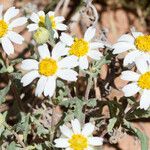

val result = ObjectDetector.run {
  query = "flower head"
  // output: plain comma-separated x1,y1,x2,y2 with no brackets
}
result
54,119,103,150
21,43,78,97
112,31,150,66
27,11,67,38
0,5,27,55
60,26,104,70
33,27,50,44
121,57,150,110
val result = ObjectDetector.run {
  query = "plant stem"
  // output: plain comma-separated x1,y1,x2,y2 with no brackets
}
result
85,75,93,101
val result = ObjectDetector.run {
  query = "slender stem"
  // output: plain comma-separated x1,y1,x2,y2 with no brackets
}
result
85,75,93,101
83,74,93,124
11,81,25,112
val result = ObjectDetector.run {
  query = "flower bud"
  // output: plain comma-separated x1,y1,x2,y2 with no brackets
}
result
7,65,14,73
33,27,50,44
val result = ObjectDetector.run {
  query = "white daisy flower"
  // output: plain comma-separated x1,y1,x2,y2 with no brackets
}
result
54,119,103,150
21,43,78,97
60,26,104,70
0,5,27,55
121,57,150,110
112,31,150,66
27,11,67,38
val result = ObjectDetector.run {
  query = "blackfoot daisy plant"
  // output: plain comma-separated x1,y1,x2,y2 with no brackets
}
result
112,31,150,66
27,11,67,38
60,26,104,70
21,43,78,97
1,1,150,149
54,119,103,150
0,5,27,55
121,57,150,110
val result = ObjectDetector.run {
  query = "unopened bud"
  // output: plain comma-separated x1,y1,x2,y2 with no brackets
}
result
33,27,50,44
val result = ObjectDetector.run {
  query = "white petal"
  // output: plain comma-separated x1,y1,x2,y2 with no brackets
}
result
117,34,134,44
123,50,142,66
87,146,94,150
89,42,104,49
9,17,27,28
60,33,74,46
7,31,24,44
84,26,96,42
54,138,69,148
66,148,72,150
38,11,45,17
140,90,150,110
53,30,59,38
112,42,136,54
79,56,89,70
58,56,78,69
48,11,55,16
57,69,78,81
44,76,56,97
27,24,38,32
38,44,50,59
21,71,39,86
0,5,3,19
55,16,65,22
56,23,67,31
21,59,39,70
60,125,73,138
52,42,68,59
121,71,140,81
30,12,39,23
132,32,143,38
82,123,95,136
35,76,47,97
122,83,140,97
88,50,102,60
1,37,14,55
71,119,81,134
4,7,19,22
88,137,103,146
135,57,149,74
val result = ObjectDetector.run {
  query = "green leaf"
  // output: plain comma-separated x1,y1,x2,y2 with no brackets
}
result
36,125,49,136
0,81,11,104
135,128,148,150
0,125,5,136
107,117,117,132
7,142,17,150
0,59,7,73
126,107,150,120
86,98,97,107
74,98,84,121
10,72,22,80
123,120,148,150
26,146,36,150
61,97,85,122
10,58,23,65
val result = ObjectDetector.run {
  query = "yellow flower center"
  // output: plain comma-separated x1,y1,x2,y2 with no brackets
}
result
68,134,88,150
138,72,150,89
135,35,150,52
0,20,8,38
69,38,89,57
39,58,58,76
39,16,56,29
49,16,56,29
